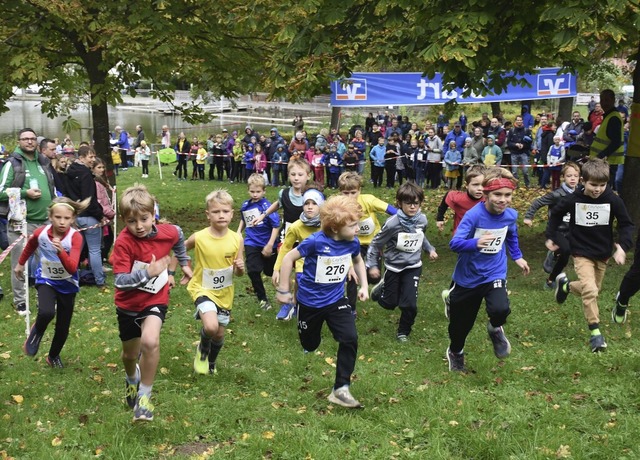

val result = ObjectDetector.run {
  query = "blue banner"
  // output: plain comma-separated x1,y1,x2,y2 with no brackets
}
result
330,68,576,107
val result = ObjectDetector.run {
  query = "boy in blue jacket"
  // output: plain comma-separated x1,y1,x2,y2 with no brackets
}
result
446,168,530,372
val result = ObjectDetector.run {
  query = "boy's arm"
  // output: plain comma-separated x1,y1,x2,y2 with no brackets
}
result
545,195,572,243
170,225,191,267
263,227,280,256
252,200,280,226
449,215,482,253
523,191,556,224
276,248,301,303
234,239,245,276
352,254,369,301
237,219,245,234
436,192,450,231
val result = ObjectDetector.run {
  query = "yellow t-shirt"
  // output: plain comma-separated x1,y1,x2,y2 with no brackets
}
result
187,228,241,310
356,194,390,245
196,148,207,164
274,220,319,273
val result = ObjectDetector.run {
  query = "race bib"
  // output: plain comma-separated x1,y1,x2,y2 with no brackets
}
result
575,203,610,227
417,152,424,162
396,231,423,253
330,158,338,166
202,266,233,290
474,226,508,254
132,260,168,294
40,259,71,280
315,254,350,284
242,207,262,227
358,217,375,236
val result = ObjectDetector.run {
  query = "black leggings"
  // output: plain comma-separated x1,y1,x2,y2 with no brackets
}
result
175,156,188,178
141,159,149,175
34,284,76,358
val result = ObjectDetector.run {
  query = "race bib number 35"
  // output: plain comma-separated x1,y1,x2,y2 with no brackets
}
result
575,203,610,227
202,266,233,290
315,254,350,284
474,226,508,254
132,260,168,294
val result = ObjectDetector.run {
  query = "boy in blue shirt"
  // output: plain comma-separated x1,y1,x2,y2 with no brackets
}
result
238,173,280,310
446,168,530,372
276,195,368,408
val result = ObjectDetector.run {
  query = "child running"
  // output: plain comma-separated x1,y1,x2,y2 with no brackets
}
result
546,158,634,352
185,190,244,375
272,188,325,320
111,185,192,422
436,165,486,318
523,162,580,289
446,168,530,372
238,173,280,311
367,182,438,342
253,158,312,320
338,171,396,315
17,197,89,368
276,195,368,408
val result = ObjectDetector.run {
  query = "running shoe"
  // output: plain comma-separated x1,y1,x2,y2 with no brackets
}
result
327,385,362,408
276,303,295,321
46,355,64,368
555,273,570,304
542,250,556,274
396,334,409,343
370,279,385,302
611,292,628,324
125,364,140,409
487,322,511,358
23,325,43,356
259,299,272,311
193,345,209,375
15,303,27,317
589,334,607,353
446,347,466,372
441,289,451,319
133,394,154,422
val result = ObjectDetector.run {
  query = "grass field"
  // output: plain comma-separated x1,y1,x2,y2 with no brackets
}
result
1,163,639,460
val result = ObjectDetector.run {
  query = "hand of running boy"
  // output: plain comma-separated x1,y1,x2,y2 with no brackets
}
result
147,254,171,277
261,245,273,257
51,237,63,253
429,250,438,260
272,270,280,286
368,267,380,280
523,218,533,227
14,263,25,281
476,232,495,249
233,257,245,275
251,214,265,227
545,239,559,252
436,221,444,232
514,258,530,275
357,287,369,302
613,244,626,265
179,265,194,286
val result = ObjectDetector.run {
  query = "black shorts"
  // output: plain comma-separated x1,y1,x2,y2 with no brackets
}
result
245,245,276,277
116,304,167,341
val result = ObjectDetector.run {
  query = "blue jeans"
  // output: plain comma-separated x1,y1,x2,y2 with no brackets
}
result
77,216,105,286
511,153,530,187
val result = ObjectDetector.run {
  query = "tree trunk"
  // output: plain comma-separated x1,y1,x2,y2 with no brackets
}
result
621,43,640,226
557,97,574,125
330,106,342,131
490,102,501,118
84,52,115,186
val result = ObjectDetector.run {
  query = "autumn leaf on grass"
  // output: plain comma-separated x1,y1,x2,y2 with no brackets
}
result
51,436,62,447
325,357,335,367
11,395,23,404
262,431,275,440
556,445,571,458
0,352,10,359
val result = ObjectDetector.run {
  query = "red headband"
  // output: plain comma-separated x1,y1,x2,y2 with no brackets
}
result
483,178,516,192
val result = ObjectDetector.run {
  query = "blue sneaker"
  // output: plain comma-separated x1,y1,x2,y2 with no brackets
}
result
276,303,295,321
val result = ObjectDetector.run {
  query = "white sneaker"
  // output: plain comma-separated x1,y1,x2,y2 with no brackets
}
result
327,385,362,408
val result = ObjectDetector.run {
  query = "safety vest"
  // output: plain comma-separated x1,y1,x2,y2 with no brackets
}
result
590,110,624,164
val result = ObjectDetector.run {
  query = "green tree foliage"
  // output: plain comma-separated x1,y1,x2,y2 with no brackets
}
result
0,0,268,177
580,61,625,93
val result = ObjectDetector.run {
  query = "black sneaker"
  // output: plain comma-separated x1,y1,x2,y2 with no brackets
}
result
611,292,628,324
542,250,556,274
487,322,511,358
15,303,27,317
446,347,466,372
589,334,607,353
23,325,43,356
370,279,385,302
555,273,570,304
46,355,64,368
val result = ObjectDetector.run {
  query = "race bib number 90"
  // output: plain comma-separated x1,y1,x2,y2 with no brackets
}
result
474,226,508,254
315,254,350,284
396,231,423,253
132,260,168,294
202,266,233,290
575,203,610,227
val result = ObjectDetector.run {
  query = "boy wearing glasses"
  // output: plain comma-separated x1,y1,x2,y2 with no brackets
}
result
366,182,438,342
